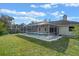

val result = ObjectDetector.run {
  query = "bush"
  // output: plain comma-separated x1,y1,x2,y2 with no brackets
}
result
0,31,3,35
0,21,8,36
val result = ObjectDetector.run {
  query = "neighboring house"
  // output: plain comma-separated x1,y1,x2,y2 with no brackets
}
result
10,23,27,33
0,15,27,33
26,15,79,36
19,23,27,33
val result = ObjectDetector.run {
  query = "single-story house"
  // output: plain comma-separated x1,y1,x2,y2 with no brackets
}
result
26,15,79,36
10,23,27,33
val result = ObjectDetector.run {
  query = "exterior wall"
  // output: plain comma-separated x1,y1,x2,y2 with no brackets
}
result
27,24,75,36
27,26,38,32
49,25,58,34
59,26,73,35
37,25,48,33
31,26,38,32
27,25,58,35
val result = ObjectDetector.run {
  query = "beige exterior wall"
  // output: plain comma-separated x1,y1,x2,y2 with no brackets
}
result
27,24,74,36
59,26,73,35
37,25,48,33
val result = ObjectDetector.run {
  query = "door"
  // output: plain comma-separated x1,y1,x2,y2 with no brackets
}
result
50,27,58,35
50,28,54,33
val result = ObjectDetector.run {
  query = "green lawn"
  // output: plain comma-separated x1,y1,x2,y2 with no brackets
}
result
0,34,79,56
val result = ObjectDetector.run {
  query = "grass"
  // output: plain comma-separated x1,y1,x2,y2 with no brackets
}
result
0,34,79,56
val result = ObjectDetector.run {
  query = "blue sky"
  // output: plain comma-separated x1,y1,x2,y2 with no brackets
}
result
0,3,79,24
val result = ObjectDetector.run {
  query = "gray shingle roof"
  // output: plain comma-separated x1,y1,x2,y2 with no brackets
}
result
49,20,79,25
27,20,79,26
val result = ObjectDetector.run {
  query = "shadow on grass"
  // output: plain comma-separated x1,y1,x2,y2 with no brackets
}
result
73,36,79,41
16,35,70,53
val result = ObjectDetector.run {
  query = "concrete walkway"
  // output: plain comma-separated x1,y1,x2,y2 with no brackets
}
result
19,33,62,42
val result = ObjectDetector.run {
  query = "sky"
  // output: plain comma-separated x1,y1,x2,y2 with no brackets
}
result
0,3,79,24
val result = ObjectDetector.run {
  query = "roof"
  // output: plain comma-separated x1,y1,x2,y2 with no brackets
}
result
27,21,49,26
27,20,79,26
27,15,79,26
49,20,79,26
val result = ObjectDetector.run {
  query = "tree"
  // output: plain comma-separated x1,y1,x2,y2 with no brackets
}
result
0,21,7,35
0,15,14,27
0,15,14,33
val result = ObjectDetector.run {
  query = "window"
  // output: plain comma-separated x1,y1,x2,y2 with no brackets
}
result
39,28,40,31
50,28,54,32
69,26,74,31
45,28,46,31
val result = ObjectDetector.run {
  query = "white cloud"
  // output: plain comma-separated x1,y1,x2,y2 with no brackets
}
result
30,3,58,9
0,9,27,15
68,17,79,20
40,4,51,9
30,3,79,9
30,4,52,9
61,11,65,14
0,8,46,24
15,11,28,15
64,3,79,7
25,17,42,22
30,5,37,8
27,11,46,16
51,11,65,16
51,11,59,16
14,16,42,22
0,9,46,17
0,9,16,14
51,11,65,19
40,3,58,9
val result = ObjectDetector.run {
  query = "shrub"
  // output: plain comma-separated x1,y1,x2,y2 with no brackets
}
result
0,21,8,35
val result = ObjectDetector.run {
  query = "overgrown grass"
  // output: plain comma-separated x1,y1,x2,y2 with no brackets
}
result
0,34,79,56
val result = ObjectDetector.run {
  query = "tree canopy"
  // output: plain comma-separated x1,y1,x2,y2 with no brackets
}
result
0,14,14,35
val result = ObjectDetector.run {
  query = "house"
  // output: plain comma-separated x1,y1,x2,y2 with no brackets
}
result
10,23,27,33
26,15,79,36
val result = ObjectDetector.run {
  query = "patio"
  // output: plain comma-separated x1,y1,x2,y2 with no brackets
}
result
19,33,62,42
